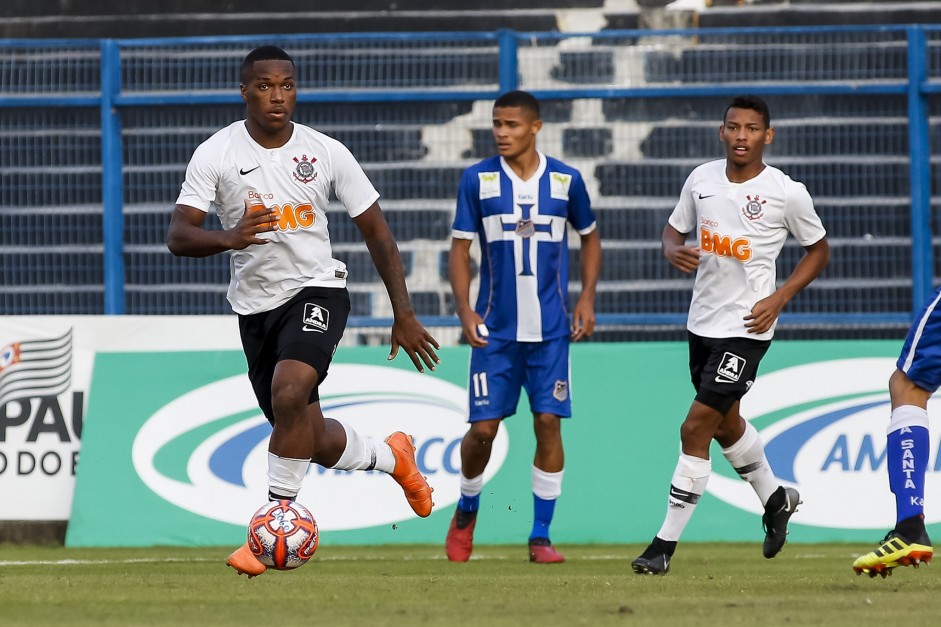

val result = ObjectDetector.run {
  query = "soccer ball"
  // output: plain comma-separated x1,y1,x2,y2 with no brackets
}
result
247,500,319,570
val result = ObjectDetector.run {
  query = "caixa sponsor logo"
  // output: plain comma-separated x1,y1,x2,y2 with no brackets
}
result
131,364,505,530
707,357,941,530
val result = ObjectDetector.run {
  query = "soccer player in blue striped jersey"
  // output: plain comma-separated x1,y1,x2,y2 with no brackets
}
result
445,90,601,564
853,289,939,577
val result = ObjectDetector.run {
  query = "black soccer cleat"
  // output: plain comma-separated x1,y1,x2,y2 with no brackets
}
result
632,537,676,575
762,486,801,559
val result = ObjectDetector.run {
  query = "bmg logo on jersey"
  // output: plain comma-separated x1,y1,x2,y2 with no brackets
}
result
247,198,317,233
302,303,329,332
700,227,752,261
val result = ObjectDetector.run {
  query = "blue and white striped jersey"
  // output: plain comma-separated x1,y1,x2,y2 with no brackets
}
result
452,152,597,342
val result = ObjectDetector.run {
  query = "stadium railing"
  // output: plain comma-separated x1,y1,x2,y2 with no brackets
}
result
1,25,940,342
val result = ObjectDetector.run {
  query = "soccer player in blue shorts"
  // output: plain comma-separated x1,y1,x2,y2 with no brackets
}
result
852,289,939,577
445,90,601,563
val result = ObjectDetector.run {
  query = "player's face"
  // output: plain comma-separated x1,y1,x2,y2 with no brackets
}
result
719,107,773,169
241,60,296,143
492,106,542,161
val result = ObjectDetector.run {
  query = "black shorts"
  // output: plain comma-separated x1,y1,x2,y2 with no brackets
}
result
688,332,771,415
238,286,351,424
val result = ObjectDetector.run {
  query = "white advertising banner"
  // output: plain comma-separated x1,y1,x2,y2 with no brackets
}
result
0,316,241,520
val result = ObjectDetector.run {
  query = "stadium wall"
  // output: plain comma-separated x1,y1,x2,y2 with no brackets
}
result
2,317,940,546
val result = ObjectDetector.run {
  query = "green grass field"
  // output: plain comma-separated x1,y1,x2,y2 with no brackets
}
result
2,543,940,627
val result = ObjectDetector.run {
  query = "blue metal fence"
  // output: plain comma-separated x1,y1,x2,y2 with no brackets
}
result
1,26,940,338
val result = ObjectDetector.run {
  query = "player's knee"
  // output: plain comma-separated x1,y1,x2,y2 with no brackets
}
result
679,404,725,448
889,368,932,408
270,381,310,423
713,421,743,448
467,421,500,446
679,419,706,445
888,368,916,398
533,412,561,437
889,368,908,391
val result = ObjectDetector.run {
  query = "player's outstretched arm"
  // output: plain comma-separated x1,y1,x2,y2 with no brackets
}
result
167,200,277,257
571,229,601,342
745,236,830,334
353,202,440,372
662,224,700,273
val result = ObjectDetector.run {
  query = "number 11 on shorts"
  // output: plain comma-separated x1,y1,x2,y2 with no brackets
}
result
472,371,489,398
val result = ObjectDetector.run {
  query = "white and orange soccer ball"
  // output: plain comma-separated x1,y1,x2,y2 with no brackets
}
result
247,500,319,570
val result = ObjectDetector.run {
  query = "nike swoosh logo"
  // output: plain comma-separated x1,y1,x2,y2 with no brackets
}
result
714,376,737,384
698,193,715,199
239,166,260,175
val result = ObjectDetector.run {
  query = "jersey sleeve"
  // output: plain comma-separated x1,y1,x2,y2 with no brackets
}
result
667,171,697,234
567,171,597,235
175,139,220,213
783,180,827,246
330,140,381,218
451,169,480,240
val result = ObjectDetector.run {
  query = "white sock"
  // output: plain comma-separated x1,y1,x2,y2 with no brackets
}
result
532,465,564,500
332,420,395,473
268,452,310,499
721,421,778,506
656,453,711,542
460,472,484,497
888,405,930,433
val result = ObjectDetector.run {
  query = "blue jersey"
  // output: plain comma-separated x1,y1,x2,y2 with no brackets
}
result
452,153,597,342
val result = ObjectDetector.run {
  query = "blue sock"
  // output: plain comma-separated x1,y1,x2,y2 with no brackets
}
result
530,495,556,541
458,493,480,513
887,425,929,524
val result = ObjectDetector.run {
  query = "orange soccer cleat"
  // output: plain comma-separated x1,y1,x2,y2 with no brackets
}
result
226,542,267,578
385,432,434,517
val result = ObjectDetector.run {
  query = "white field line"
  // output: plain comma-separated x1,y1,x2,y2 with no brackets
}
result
0,550,841,567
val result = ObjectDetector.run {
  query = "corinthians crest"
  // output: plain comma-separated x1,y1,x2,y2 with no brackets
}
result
293,154,318,184
742,194,767,221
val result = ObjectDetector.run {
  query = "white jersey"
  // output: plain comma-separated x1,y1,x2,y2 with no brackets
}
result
668,159,826,340
176,121,379,315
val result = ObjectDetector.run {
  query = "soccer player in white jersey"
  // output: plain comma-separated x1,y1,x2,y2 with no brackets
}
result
852,290,940,577
166,46,440,577
445,90,601,563
632,95,830,575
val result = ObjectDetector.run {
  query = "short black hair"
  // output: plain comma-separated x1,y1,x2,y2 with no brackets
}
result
494,90,541,119
241,46,294,84
724,94,771,128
